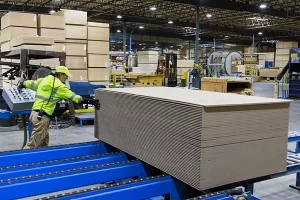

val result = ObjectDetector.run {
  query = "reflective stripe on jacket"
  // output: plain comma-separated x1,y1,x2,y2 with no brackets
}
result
24,75,82,116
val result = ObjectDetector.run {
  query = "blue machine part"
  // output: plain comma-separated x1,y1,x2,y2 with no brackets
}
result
288,130,300,153
0,141,262,200
288,48,300,99
68,81,106,96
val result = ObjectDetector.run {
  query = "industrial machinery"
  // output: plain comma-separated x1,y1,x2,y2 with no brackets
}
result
164,53,178,87
207,51,243,77
0,141,261,200
276,48,300,99
2,87,35,112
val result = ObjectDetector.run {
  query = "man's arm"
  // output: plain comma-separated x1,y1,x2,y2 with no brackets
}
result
57,85,100,109
23,78,44,91
56,84,83,103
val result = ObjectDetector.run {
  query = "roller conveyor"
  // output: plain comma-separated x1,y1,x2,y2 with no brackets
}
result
0,141,285,200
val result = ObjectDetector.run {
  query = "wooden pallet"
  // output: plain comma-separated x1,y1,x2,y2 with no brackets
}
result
201,77,253,96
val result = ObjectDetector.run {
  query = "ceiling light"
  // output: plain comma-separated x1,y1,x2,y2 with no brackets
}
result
258,32,263,35
225,36,229,38
206,14,212,18
139,25,144,29
117,15,122,19
117,29,121,33
150,6,156,11
168,20,173,24
49,9,56,14
139,43,142,46
170,46,173,48
259,3,267,9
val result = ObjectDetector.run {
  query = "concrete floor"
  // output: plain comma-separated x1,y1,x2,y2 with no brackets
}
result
0,82,300,199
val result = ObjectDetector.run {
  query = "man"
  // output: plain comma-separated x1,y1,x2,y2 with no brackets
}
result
19,66,100,149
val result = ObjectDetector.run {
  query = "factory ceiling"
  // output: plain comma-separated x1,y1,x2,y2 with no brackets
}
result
0,0,299,45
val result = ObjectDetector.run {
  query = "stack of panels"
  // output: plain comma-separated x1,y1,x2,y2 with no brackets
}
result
137,51,158,73
87,22,110,85
95,87,290,190
55,9,88,81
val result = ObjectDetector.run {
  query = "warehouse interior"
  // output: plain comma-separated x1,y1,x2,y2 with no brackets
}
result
0,0,300,200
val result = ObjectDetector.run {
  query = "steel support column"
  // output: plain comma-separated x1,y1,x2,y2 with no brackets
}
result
188,41,191,60
195,5,200,64
123,22,127,69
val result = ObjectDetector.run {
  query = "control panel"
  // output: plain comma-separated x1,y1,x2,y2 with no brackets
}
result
2,87,36,112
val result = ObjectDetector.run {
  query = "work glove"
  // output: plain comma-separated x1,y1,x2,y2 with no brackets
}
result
17,82,25,92
82,97,100,110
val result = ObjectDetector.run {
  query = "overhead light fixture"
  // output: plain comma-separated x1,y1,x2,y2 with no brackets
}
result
259,3,267,9
150,6,156,11
168,20,173,24
139,25,144,29
49,9,56,14
117,15,122,19
258,32,263,35
170,46,173,48
206,14,212,18
117,29,121,33
225,36,229,38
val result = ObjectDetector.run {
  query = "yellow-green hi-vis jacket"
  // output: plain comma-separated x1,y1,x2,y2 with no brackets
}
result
24,75,83,116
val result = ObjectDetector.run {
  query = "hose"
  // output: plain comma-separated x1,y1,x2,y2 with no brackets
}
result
276,62,289,81
21,115,28,149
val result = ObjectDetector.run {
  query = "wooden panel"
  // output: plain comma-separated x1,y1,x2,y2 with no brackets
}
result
65,25,87,40
87,41,109,54
1,12,37,30
39,28,65,42
38,14,65,29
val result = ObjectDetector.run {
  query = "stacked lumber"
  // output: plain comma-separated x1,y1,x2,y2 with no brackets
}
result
95,87,290,190
258,53,274,67
11,36,54,51
133,51,158,73
55,10,88,81
201,77,253,96
87,22,110,87
276,42,298,68
177,60,193,79
259,68,280,81
37,14,65,49
244,47,258,68
0,12,38,88
0,12,37,47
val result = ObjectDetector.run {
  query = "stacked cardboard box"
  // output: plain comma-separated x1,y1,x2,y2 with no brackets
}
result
275,42,298,68
87,22,110,86
133,51,158,73
55,10,88,81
